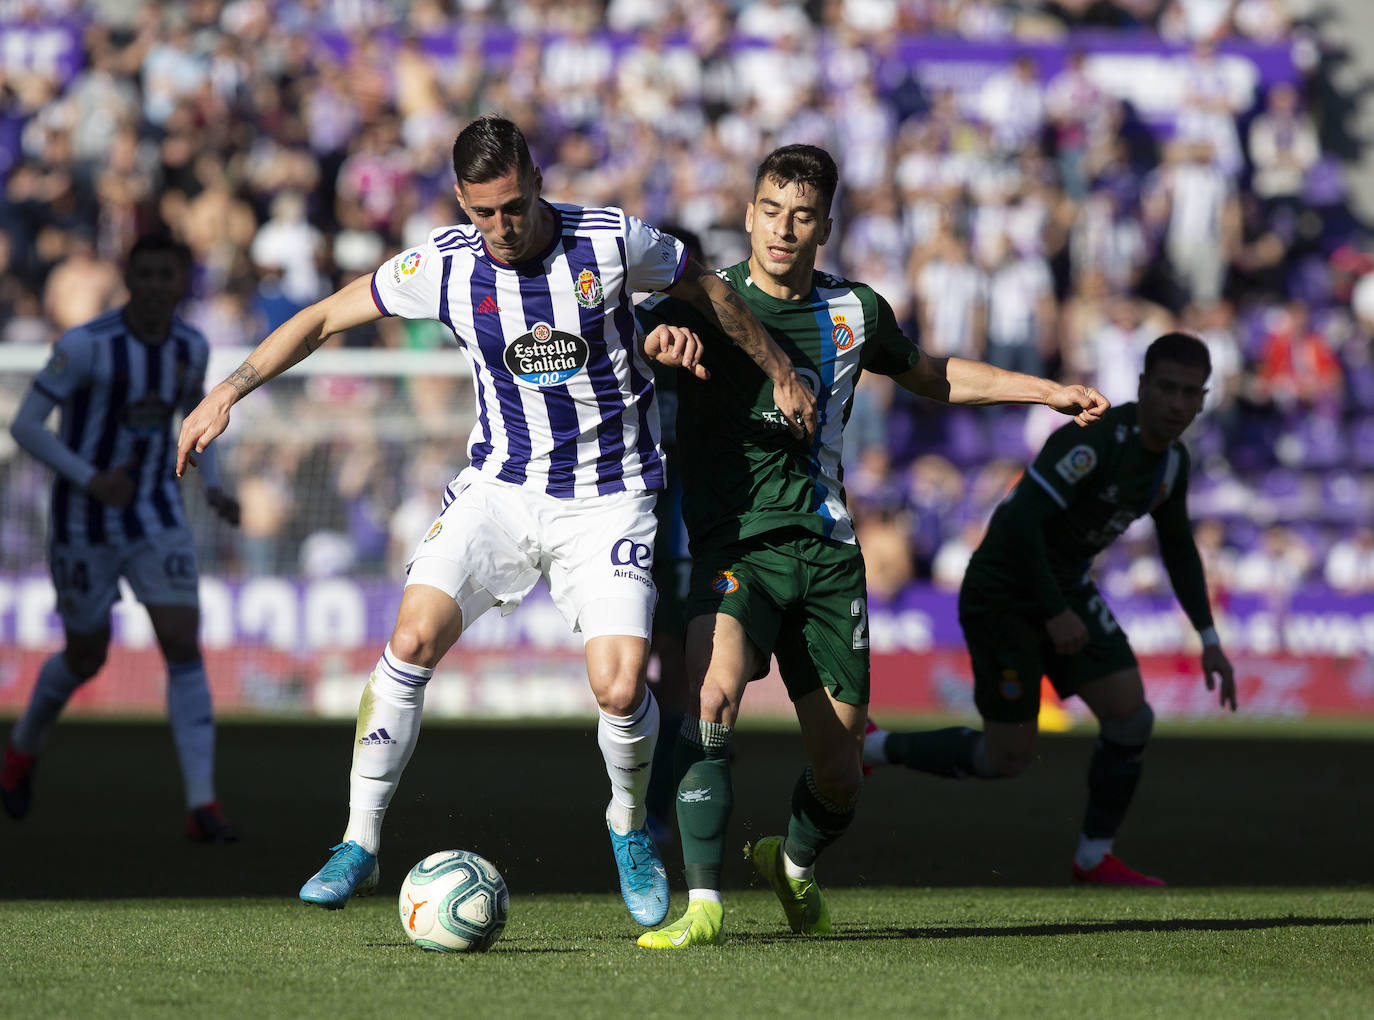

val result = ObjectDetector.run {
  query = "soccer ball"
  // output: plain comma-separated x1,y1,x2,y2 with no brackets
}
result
398,850,509,953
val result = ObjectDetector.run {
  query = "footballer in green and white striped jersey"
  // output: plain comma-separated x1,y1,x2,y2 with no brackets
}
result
636,260,920,552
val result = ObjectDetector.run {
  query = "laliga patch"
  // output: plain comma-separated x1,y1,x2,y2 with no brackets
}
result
391,249,424,285
711,570,740,595
1054,444,1097,484
574,268,603,308
504,321,589,386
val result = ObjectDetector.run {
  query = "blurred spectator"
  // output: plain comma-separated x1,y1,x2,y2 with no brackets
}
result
1324,528,1374,594
1231,524,1314,595
1252,299,1345,416
1145,138,1240,309
931,520,985,592
41,230,124,333
912,227,986,358
1248,82,1320,244
981,233,1055,378
977,54,1045,155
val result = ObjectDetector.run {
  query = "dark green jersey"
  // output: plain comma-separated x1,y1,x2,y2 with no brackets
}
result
965,402,1210,629
635,261,921,550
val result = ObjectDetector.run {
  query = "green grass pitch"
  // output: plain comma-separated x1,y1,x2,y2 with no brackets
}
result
1,720,1370,1017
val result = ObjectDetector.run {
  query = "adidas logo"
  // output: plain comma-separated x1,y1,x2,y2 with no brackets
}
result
359,728,395,746
475,295,501,314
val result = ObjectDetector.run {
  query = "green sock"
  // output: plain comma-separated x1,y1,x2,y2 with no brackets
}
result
886,727,986,778
1082,737,1145,839
674,717,732,891
784,766,856,870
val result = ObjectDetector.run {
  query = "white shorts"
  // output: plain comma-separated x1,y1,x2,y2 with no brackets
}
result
49,527,200,633
405,468,659,641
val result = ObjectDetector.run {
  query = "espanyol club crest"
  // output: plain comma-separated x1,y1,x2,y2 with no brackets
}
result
574,268,603,308
831,316,855,351
711,570,740,595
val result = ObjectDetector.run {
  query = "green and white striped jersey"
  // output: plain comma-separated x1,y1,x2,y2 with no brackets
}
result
635,260,921,551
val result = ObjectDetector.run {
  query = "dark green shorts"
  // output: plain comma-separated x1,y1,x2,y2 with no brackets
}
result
686,529,870,706
959,582,1137,723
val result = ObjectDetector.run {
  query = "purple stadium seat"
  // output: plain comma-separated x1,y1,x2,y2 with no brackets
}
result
1291,415,1347,469
943,410,989,468
1350,415,1374,468
1321,472,1372,525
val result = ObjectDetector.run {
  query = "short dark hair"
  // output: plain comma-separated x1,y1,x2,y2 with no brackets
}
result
452,115,535,186
753,144,839,215
1143,332,1211,378
127,232,191,267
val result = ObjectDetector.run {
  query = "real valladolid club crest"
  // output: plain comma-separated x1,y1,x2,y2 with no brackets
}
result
574,268,603,308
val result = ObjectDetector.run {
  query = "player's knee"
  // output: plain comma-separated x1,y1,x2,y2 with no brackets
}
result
695,683,737,726
64,644,106,680
387,624,441,669
1099,703,1155,748
813,757,862,807
158,633,201,665
591,672,643,717
988,751,1032,779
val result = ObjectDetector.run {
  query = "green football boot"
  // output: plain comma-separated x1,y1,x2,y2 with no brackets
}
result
747,836,832,935
636,898,724,949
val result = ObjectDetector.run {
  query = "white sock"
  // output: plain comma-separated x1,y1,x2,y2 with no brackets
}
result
12,653,85,754
343,645,431,854
599,688,659,835
1075,835,1113,871
687,888,722,904
167,659,216,809
862,726,890,767
782,840,814,882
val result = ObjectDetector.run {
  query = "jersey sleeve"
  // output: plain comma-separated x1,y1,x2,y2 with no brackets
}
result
370,239,447,321
1023,418,1106,510
622,213,688,294
32,329,93,403
859,290,922,377
1151,450,1214,632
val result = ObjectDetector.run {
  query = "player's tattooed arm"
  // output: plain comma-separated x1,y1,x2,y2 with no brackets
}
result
674,262,816,439
224,361,264,397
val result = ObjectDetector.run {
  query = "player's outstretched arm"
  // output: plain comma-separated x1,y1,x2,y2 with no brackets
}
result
670,261,816,440
896,356,1109,425
176,275,382,476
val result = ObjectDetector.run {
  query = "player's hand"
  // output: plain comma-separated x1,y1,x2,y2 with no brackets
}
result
772,368,817,441
1047,384,1109,426
1202,644,1236,712
177,387,235,477
1045,608,1089,655
643,324,710,380
205,487,241,527
87,461,137,509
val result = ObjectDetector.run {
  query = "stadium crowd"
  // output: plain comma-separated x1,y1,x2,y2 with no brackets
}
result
2,0,1372,602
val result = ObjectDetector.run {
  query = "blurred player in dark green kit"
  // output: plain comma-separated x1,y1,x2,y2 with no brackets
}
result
635,145,1108,947
866,332,1237,885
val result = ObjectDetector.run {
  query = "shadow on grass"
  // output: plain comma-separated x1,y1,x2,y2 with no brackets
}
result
771,915,1374,941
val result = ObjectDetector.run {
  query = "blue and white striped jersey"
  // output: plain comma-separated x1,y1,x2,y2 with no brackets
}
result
32,309,210,544
370,202,688,498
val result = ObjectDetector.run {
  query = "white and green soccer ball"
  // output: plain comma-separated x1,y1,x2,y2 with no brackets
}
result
398,850,509,953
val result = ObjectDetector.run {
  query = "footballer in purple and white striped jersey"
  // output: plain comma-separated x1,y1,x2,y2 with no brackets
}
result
370,204,687,499
178,116,817,926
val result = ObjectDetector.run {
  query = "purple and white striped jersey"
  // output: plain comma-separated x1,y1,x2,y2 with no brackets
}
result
31,309,210,545
370,202,689,498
